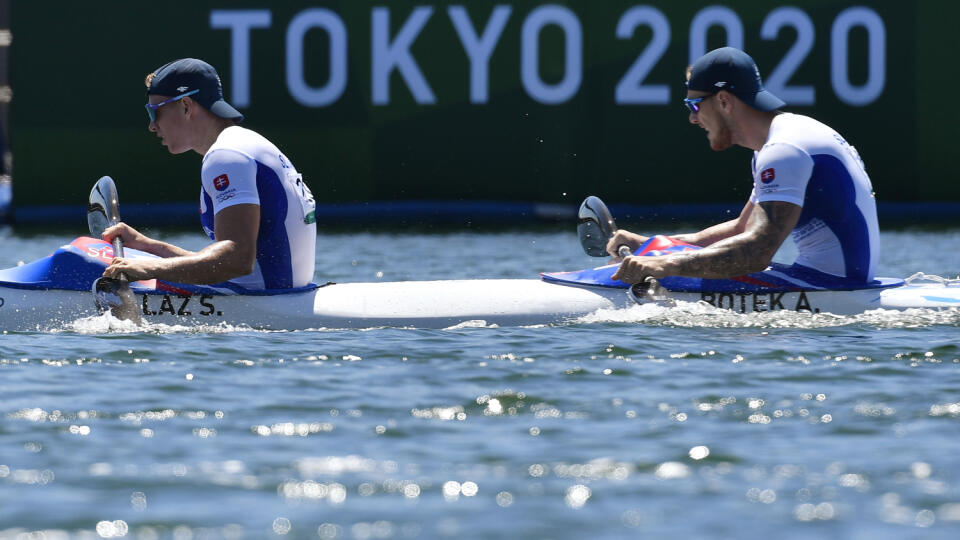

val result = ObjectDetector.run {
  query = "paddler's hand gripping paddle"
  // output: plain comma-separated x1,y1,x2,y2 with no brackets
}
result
87,176,142,324
576,195,666,303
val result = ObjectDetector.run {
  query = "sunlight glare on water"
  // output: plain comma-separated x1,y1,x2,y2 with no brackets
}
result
1,226,959,538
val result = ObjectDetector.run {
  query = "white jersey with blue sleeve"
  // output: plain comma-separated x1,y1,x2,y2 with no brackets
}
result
749,113,879,282
199,126,316,289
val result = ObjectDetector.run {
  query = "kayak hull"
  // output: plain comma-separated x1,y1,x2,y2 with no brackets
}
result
657,287,886,315
0,279,630,331
2,277,959,331
1,237,957,331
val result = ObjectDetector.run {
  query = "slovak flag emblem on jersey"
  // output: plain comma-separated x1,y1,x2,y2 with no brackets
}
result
760,168,776,183
214,174,230,191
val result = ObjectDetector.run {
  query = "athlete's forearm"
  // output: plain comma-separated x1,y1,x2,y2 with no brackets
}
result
671,216,747,247
135,237,195,259
664,232,778,278
148,241,254,284
664,201,796,278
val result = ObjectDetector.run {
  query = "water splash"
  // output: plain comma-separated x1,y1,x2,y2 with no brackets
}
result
444,319,499,330
576,301,960,329
39,302,960,334
64,313,260,334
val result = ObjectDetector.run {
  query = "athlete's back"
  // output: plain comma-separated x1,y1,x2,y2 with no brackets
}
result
751,113,879,281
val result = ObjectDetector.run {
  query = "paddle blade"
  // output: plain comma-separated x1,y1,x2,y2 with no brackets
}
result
87,208,110,239
628,278,674,307
93,277,142,324
577,196,618,257
87,176,121,237
88,176,140,324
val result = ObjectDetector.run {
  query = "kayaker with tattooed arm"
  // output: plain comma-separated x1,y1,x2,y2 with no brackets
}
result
101,58,317,289
609,47,879,288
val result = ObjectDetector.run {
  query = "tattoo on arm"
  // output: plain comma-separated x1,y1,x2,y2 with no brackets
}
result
666,201,801,279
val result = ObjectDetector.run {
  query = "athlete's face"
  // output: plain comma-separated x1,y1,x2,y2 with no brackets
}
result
147,95,194,155
687,90,733,152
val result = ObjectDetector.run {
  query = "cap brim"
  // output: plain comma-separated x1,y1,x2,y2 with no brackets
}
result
752,90,786,112
209,100,244,122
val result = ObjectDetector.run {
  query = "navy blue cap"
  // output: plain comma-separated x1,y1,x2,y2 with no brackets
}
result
687,47,785,112
146,58,244,122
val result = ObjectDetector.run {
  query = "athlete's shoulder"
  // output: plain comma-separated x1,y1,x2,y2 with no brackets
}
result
756,140,812,169
770,112,835,130
207,126,278,155
767,113,848,149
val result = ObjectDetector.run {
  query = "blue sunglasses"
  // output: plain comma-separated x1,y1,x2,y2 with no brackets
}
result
145,89,200,122
683,93,716,113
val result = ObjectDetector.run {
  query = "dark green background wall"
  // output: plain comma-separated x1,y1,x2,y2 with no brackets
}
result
9,1,958,212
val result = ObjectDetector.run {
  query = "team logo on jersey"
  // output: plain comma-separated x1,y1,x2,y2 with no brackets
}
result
214,174,230,191
216,191,238,204
760,168,776,183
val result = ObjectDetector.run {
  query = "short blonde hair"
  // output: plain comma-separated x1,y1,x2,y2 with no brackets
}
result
144,72,156,89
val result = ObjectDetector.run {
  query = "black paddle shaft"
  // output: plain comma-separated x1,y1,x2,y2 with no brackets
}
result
87,176,141,323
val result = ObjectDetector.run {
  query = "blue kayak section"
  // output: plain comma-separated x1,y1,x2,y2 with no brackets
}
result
0,235,905,296
0,237,317,296
0,242,106,291
542,235,904,293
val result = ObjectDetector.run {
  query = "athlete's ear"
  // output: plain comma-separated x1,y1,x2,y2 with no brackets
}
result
716,90,734,114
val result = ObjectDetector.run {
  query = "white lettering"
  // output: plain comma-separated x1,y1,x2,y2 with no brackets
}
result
614,6,671,104
521,5,582,105
285,9,348,107
448,5,512,104
372,7,436,105
689,6,744,65
831,6,886,106
210,10,272,107
207,6,888,111
761,7,815,105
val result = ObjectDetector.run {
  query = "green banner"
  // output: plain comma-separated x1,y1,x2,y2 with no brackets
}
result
10,1,958,211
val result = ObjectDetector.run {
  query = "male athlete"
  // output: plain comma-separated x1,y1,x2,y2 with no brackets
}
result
608,47,879,287
101,58,316,289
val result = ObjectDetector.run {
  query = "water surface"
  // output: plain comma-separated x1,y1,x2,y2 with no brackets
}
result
2,225,959,539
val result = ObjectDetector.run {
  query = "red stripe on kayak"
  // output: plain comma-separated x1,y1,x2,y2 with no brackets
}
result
732,275,779,288
155,281,193,295
70,236,115,263
638,235,698,256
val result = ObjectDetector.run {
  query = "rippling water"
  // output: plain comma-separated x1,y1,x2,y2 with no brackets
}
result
2,224,959,539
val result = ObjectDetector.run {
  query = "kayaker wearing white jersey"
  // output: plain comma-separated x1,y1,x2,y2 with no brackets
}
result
101,58,317,289
609,47,879,286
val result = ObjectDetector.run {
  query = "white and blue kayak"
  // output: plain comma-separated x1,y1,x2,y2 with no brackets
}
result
0,235,958,331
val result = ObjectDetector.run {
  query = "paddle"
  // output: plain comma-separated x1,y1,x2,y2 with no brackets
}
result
577,196,632,258
87,176,142,324
576,196,667,303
